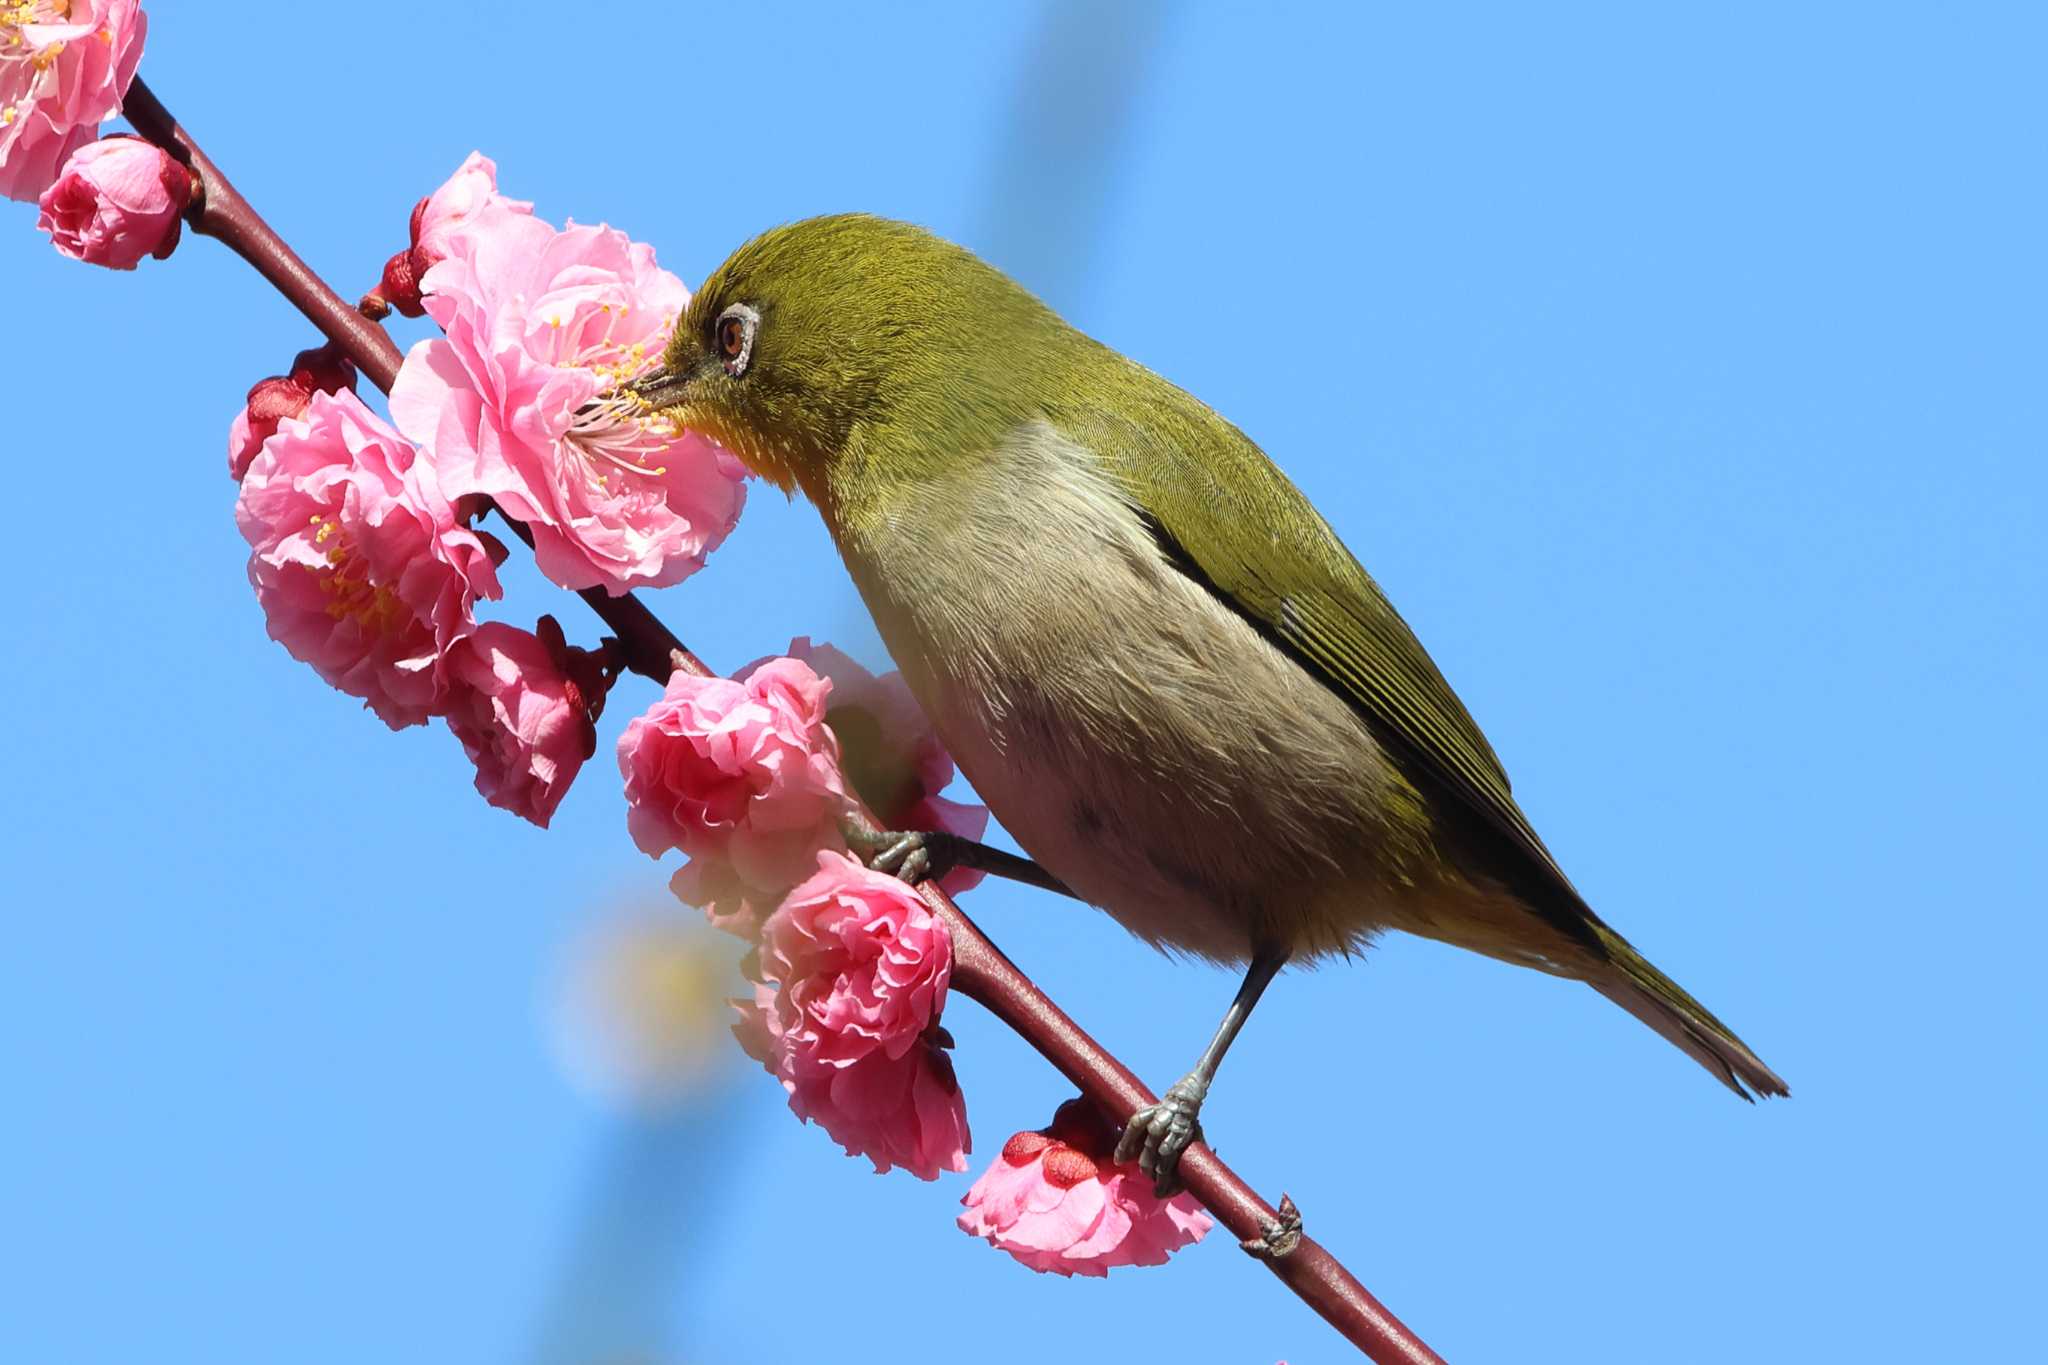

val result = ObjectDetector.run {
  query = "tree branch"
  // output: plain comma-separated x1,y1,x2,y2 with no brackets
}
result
122,75,1446,1365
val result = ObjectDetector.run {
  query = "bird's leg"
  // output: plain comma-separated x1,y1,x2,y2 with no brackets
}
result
841,822,1077,899
1116,944,1290,1197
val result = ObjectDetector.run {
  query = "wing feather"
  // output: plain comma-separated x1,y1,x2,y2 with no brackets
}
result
1067,397,1587,915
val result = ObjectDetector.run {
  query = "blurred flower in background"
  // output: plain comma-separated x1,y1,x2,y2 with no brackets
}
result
531,898,755,1365
549,904,737,1114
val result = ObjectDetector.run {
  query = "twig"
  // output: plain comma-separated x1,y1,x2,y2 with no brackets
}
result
120,74,1447,1365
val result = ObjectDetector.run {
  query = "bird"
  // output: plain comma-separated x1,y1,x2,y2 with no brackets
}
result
630,213,1787,1195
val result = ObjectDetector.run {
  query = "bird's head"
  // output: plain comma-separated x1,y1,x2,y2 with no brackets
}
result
632,214,1062,502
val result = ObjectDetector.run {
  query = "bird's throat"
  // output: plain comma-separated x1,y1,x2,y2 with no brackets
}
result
667,402,804,498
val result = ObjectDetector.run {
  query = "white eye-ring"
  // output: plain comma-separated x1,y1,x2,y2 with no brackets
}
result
714,303,759,377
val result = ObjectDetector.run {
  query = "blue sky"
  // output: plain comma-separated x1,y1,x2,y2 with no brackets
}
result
4,4,2042,1361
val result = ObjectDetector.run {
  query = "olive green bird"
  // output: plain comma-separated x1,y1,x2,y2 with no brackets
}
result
634,214,1787,1194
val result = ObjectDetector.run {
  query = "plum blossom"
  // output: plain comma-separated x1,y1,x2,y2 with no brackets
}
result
236,388,502,729
388,193,745,595
35,133,187,267
774,637,990,896
621,642,992,939
227,343,358,481
0,0,146,202
373,150,532,318
442,617,613,828
618,656,849,937
958,1097,1213,1276
742,852,969,1179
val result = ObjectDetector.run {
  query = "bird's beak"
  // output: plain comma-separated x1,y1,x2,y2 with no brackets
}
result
627,368,693,412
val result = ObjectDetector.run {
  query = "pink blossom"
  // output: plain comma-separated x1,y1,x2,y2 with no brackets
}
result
34,133,188,268
388,199,745,595
236,388,502,730
228,344,358,481
0,0,145,202
442,617,609,828
375,151,533,318
628,644,994,937
776,637,991,895
958,1098,1213,1276
618,657,848,935
748,852,969,1178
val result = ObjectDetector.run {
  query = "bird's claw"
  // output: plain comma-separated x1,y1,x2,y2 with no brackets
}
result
1115,1079,1206,1196
1239,1193,1303,1260
861,829,955,886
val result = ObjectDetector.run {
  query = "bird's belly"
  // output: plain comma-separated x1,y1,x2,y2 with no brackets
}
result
839,425,1429,963
931,689,1273,963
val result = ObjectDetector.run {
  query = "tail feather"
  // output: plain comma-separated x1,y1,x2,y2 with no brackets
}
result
1588,927,1788,1101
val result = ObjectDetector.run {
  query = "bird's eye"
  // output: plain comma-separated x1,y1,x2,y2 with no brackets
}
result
714,303,759,377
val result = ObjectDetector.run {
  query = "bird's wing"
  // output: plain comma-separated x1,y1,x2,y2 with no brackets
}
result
1065,386,1795,1100
1067,399,1587,915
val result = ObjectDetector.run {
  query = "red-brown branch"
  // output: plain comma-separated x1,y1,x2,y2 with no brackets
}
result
122,75,1446,1365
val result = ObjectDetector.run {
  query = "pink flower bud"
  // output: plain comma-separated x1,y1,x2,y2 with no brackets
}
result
287,344,358,401
959,1098,1213,1276
35,134,191,269
377,245,424,318
227,344,360,481
371,152,532,319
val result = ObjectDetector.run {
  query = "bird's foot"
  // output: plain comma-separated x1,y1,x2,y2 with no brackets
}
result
1115,1077,1207,1196
1239,1193,1303,1261
847,826,961,886
845,824,1077,898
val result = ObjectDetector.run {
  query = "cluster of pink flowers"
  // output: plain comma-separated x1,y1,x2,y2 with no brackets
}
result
612,645,1202,1275
613,644,1001,1182
959,1098,1214,1275
735,852,971,1178
218,153,738,825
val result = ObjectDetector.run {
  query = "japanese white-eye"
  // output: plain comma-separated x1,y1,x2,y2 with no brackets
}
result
636,214,1787,1191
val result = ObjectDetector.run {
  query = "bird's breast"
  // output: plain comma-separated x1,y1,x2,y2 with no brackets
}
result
832,422,1419,963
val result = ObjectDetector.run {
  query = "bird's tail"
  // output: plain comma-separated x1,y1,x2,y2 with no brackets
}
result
1587,925,1788,1101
